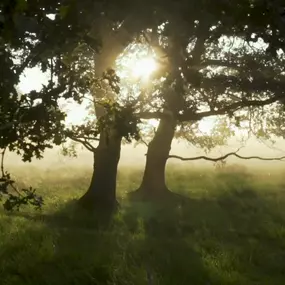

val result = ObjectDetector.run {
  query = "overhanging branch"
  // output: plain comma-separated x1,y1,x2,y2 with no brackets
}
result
180,92,285,121
133,92,285,123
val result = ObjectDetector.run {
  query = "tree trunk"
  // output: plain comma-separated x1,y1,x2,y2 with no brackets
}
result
78,131,122,212
134,114,177,199
77,23,131,212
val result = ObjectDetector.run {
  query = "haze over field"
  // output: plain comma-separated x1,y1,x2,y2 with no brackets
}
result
5,137,285,170
11,67,285,170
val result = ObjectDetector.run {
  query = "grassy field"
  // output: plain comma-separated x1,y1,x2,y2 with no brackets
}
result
1,164,285,285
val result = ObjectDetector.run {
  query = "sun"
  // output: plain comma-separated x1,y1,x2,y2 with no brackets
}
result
131,57,157,80
116,44,158,83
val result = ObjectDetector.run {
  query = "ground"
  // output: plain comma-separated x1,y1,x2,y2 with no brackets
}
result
1,164,285,285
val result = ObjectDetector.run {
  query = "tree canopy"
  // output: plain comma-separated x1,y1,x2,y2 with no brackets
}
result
1,0,285,209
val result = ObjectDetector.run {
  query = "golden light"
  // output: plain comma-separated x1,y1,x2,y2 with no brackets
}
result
64,45,159,126
63,100,90,126
131,56,157,80
116,43,158,84
148,119,160,129
19,45,160,129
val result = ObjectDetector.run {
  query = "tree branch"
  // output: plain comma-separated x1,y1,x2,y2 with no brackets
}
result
0,148,24,197
136,111,166,120
169,152,285,162
67,135,97,152
71,135,99,142
140,138,149,148
0,148,7,177
180,92,285,121
134,89,285,123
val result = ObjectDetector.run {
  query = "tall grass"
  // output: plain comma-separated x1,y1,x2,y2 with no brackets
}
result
1,164,285,284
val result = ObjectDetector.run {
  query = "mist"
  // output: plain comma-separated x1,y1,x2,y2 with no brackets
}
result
5,136,285,172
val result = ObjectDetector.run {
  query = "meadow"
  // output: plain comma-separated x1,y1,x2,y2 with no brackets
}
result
1,164,285,285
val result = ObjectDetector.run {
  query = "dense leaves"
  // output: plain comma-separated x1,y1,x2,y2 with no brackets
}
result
0,0,103,209
133,0,285,149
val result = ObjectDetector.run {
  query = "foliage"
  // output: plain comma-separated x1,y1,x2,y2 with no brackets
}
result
175,118,235,153
0,0,116,208
60,141,78,158
97,100,141,143
129,0,285,155
63,98,142,153
1,0,285,206
0,172,43,211
0,150,43,211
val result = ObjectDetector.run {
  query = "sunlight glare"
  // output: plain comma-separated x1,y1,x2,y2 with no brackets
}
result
148,119,160,128
198,118,215,134
131,57,157,80
63,101,90,125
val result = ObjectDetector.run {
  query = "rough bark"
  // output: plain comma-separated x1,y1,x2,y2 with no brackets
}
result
133,114,177,199
78,131,122,212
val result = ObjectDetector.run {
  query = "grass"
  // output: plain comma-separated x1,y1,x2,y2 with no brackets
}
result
1,164,285,284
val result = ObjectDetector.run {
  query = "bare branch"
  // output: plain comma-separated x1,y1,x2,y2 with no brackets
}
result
71,135,100,142
169,152,285,162
67,135,97,152
140,138,149,148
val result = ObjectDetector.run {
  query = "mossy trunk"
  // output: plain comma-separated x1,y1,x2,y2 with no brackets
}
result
78,131,122,212
135,115,177,199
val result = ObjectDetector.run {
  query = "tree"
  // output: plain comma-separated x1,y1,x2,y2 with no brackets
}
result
0,0,108,209
0,0,166,212
73,16,145,212
131,0,285,198
2,0,285,211
52,1,165,212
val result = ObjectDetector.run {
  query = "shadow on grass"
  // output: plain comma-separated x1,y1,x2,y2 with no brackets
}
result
1,171,285,284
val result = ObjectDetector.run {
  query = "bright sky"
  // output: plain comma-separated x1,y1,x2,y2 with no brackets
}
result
19,67,90,125
18,45,216,132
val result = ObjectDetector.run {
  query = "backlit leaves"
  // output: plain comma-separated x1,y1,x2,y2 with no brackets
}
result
96,100,141,143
